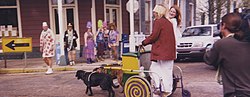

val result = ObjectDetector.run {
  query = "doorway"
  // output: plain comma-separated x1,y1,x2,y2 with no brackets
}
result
52,7,75,34
105,0,122,33
105,8,119,30
106,8,119,26
51,5,80,50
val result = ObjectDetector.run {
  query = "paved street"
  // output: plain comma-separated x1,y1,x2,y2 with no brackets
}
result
172,61,223,97
0,61,223,97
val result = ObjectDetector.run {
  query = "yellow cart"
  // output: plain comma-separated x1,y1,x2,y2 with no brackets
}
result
103,50,190,97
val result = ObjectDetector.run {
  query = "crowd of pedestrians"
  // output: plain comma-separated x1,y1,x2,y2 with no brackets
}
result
39,20,120,74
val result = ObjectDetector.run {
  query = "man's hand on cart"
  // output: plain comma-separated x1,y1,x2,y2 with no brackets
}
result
138,45,145,53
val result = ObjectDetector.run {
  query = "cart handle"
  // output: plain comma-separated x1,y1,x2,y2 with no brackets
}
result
137,45,146,58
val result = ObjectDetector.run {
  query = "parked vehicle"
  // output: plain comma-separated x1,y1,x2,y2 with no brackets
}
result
176,24,221,60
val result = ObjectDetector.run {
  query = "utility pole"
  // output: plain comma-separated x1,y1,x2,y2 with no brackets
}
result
128,0,135,52
58,0,66,66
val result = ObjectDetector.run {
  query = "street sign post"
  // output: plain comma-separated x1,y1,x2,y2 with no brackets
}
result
126,0,139,13
2,37,32,53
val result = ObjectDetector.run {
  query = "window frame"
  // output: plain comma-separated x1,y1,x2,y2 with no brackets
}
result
0,0,21,38
0,0,17,6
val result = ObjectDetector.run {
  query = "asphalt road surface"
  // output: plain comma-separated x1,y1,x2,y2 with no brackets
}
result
0,61,223,97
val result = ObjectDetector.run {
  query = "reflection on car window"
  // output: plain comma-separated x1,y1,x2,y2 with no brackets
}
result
182,26,211,37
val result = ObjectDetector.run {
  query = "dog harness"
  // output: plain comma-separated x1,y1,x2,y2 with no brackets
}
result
88,71,97,82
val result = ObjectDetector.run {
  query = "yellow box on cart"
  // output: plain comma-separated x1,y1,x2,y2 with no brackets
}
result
122,53,140,74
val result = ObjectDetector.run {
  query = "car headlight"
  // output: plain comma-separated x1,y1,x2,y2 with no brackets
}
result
192,42,204,47
205,44,213,52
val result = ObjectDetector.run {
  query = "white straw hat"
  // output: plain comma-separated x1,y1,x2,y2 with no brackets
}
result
68,23,72,26
42,22,48,27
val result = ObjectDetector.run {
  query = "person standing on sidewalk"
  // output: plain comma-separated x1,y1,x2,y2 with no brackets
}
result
64,23,78,66
108,23,119,61
40,22,55,75
84,21,95,64
103,21,110,58
96,20,105,61
141,4,175,97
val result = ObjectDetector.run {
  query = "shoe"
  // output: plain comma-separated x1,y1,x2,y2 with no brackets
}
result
90,59,95,63
87,58,91,64
153,90,171,97
45,68,53,75
153,89,161,96
96,58,101,62
153,92,171,97
69,61,73,66
100,57,104,61
162,92,171,97
152,94,161,97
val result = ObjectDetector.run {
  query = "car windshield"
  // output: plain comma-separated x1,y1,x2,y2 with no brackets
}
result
182,26,212,37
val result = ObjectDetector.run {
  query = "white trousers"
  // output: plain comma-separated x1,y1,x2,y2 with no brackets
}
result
150,60,174,93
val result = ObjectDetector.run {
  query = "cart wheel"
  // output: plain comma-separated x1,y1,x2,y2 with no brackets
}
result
124,75,152,97
182,89,191,97
172,75,178,93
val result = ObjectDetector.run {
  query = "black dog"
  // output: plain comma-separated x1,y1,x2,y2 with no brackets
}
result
75,70,119,97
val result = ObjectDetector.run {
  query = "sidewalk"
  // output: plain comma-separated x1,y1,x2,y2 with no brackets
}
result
0,58,119,74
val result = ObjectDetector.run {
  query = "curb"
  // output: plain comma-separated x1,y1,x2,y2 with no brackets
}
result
0,66,98,74
0,68,73,74
0,59,116,74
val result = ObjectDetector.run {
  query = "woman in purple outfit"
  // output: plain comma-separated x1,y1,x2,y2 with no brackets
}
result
84,21,95,64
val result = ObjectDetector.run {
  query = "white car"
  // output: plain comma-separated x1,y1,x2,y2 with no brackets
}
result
176,24,221,60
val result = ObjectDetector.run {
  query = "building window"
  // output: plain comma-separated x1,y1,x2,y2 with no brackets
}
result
0,9,18,27
145,2,150,21
0,0,16,6
145,1,151,35
50,0,77,34
106,0,119,5
0,0,18,37
51,0,74,5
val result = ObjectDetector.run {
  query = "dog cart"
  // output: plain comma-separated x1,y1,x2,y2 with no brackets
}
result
103,49,191,97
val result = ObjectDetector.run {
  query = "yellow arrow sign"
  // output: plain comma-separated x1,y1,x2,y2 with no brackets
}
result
2,37,32,53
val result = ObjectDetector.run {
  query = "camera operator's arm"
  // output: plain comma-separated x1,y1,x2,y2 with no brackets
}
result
204,42,220,67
